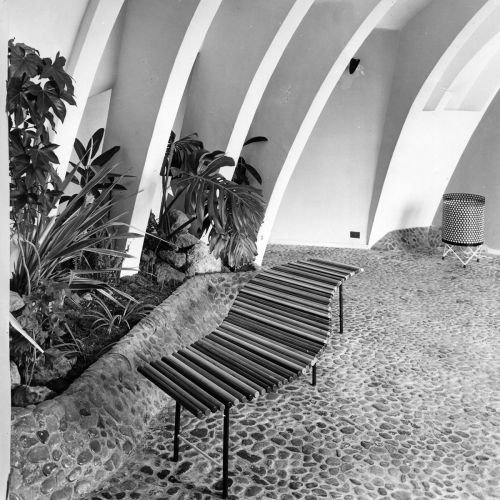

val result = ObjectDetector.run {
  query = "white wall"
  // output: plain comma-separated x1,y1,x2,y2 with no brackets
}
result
7,0,88,56
245,0,380,203
90,4,125,97
74,90,112,151
104,0,199,218
435,90,500,251
181,0,294,151
270,29,399,246
368,0,487,236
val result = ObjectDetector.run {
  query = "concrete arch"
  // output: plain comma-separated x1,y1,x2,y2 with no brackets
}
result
220,0,314,176
255,0,398,264
368,1,500,246
118,0,222,272
54,0,125,179
442,32,500,110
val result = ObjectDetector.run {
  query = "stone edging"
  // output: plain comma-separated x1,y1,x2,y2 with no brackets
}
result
10,272,254,500
372,226,442,251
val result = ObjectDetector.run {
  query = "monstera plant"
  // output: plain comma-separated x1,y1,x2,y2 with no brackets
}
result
154,132,266,269
171,148,265,269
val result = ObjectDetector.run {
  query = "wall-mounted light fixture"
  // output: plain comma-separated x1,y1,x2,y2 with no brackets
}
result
341,57,365,90
348,58,360,75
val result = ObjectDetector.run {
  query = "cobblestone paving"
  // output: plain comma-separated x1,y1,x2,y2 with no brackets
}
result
84,246,500,500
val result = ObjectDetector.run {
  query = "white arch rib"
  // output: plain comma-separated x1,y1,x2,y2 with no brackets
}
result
255,0,398,264
219,0,314,178
368,1,500,247
121,0,222,273
54,0,124,179
442,31,500,110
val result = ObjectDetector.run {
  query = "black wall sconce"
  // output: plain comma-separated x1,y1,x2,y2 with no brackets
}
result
348,58,361,75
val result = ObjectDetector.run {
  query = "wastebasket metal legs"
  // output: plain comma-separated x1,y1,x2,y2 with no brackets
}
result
442,243,482,267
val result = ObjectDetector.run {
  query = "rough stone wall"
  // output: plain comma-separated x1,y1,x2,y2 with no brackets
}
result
372,226,442,252
10,272,254,500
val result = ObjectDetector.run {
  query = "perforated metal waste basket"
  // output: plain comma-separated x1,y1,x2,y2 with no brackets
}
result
441,193,485,266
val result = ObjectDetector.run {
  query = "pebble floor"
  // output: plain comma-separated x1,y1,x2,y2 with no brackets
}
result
84,246,500,500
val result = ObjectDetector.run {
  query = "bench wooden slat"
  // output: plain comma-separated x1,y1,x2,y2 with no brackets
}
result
261,268,334,294
310,258,363,274
231,301,328,338
205,336,286,388
239,288,329,320
250,276,331,305
226,310,324,353
188,344,263,397
256,271,332,297
138,364,210,417
162,354,239,406
209,334,297,381
234,295,329,331
243,282,330,316
152,359,225,412
174,351,249,403
216,324,309,371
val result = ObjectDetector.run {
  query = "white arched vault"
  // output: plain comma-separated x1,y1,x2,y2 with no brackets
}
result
368,1,500,247
255,0,398,264
120,0,222,273
219,0,314,176
54,0,124,179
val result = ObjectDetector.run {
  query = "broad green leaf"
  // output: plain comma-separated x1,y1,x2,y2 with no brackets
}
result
243,136,268,147
9,46,42,79
92,146,120,167
73,138,88,164
87,128,105,158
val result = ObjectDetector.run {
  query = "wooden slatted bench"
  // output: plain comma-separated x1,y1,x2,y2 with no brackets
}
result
138,258,363,498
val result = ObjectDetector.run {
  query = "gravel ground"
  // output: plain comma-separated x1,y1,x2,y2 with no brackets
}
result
84,246,500,500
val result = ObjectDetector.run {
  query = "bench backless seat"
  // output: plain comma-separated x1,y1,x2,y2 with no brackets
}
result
138,258,363,497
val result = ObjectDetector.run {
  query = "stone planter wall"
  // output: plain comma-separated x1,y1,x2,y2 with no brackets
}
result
10,272,254,500
372,226,442,251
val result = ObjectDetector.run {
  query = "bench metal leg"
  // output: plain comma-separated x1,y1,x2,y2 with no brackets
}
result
173,401,181,461
311,364,317,386
339,283,344,334
222,405,230,499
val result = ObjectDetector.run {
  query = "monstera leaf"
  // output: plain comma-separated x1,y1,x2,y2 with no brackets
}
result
172,152,265,268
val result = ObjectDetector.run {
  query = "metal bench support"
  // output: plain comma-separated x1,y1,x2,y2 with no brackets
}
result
222,405,230,499
339,283,344,334
311,364,317,386
173,401,181,461
171,401,231,499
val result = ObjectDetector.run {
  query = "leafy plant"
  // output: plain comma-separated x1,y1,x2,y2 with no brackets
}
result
9,164,139,380
7,39,76,220
85,295,154,335
153,132,267,269
172,151,265,269
157,132,204,238
10,164,136,297
231,136,267,186
61,127,128,204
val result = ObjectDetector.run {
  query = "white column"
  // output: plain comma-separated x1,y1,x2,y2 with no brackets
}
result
54,0,124,179
0,1,11,496
120,0,223,274
255,0,398,264
220,0,314,178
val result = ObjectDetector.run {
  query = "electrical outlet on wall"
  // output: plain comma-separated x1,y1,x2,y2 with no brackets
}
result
350,231,360,239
